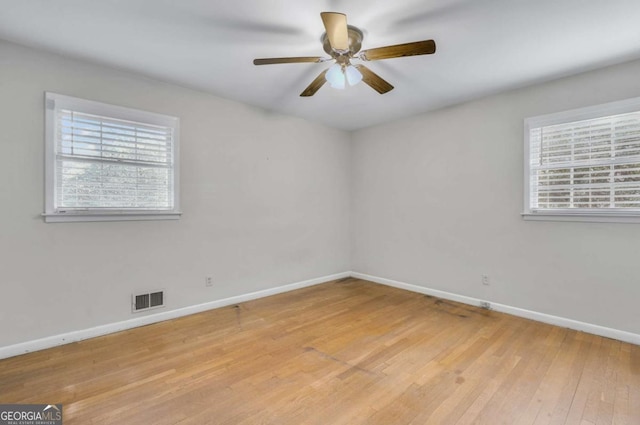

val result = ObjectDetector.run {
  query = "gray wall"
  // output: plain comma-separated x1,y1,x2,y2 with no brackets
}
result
0,41,351,347
351,59,640,335
3,38,640,350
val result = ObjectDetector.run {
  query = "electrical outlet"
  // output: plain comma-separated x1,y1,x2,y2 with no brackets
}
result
205,276,213,287
481,275,490,286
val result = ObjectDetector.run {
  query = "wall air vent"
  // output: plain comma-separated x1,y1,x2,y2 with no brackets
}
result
132,290,165,313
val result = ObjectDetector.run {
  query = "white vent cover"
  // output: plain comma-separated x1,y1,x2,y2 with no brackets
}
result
132,290,165,313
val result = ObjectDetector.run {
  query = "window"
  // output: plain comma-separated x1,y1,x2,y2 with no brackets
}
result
524,96,640,223
44,93,180,222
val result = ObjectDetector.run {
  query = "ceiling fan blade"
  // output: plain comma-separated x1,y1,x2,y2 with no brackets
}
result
354,65,394,94
300,69,329,97
320,12,349,51
360,40,436,61
253,57,324,65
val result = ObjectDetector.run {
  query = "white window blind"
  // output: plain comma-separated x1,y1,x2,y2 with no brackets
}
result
45,93,180,222
524,96,640,222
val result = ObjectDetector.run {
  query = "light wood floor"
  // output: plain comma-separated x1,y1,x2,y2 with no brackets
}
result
1,278,638,424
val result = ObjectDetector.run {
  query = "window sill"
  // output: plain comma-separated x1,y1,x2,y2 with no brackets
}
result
42,211,182,223
521,212,640,223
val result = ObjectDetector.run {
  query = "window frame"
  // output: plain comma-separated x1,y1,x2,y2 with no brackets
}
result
523,96,640,223
44,92,181,223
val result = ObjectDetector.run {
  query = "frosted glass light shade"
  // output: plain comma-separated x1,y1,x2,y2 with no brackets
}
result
345,65,363,86
325,64,345,89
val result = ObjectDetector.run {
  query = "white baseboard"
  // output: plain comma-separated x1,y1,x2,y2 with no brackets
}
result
4,270,636,360
0,271,351,360
351,272,640,346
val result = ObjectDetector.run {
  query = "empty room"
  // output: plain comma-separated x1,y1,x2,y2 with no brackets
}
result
1,0,639,424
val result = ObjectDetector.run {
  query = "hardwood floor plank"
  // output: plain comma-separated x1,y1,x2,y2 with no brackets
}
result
545,337,593,425
517,331,583,425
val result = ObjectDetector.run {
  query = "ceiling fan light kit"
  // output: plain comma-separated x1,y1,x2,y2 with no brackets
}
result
326,63,346,89
344,65,363,86
326,63,363,89
253,12,436,97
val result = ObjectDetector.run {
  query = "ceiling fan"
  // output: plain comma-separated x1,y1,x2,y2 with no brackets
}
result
253,12,436,97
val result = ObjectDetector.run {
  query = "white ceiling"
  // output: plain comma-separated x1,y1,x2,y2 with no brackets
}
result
1,0,640,131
